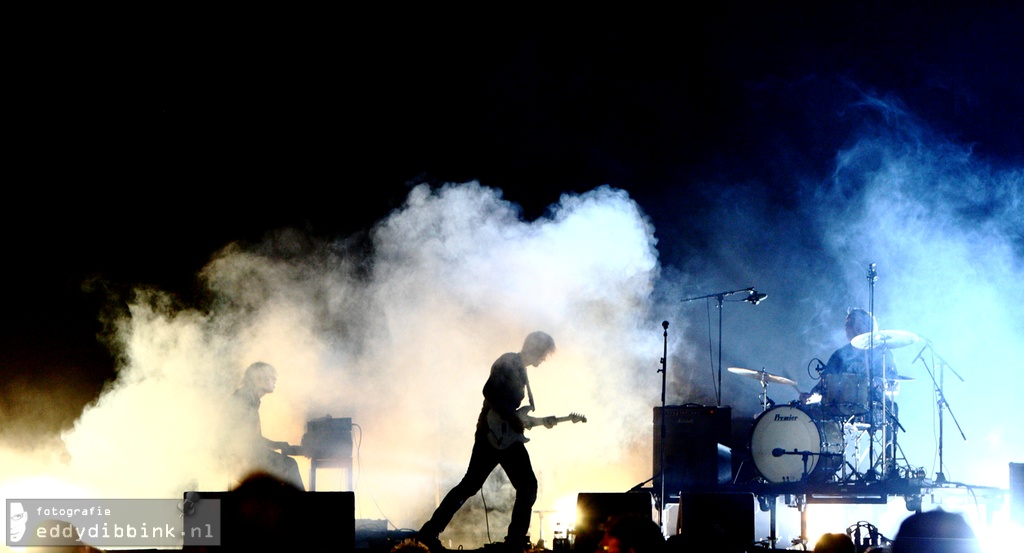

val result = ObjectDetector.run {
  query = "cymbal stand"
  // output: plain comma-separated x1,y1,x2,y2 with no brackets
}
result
757,371,772,413
874,346,901,479
865,263,878,480
914,341,966,483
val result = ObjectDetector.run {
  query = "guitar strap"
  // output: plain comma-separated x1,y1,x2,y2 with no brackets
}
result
525,369,535,412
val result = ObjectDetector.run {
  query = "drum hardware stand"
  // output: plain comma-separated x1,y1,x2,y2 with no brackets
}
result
864,405,897,481
836,420,860,482
872,390,906,479
757,494,780,550
886,402,905,433
865,263,879,480
757,369,776,412
796,499,809,551
783,494,809,550
531,509,556,550
841,459,860,482
914,340,966,483
879,357,901,480
844,421,871,481
681,286,765,407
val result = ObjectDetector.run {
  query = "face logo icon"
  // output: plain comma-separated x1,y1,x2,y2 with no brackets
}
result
9,502,27,542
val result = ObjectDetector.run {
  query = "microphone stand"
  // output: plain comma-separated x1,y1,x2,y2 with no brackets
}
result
915,341,966,483
632,322,670,523
681,287,757,407
658,320,668,528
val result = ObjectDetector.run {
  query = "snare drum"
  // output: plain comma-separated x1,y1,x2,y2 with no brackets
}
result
749,405,843,482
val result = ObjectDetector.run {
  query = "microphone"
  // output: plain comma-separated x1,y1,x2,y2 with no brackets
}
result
745,290,768,305
912,343,928,365
772,448,786,457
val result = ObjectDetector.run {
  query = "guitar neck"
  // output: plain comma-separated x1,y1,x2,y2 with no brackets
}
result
522,413,585,428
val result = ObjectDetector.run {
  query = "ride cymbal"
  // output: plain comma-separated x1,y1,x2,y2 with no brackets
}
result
850,329,920,350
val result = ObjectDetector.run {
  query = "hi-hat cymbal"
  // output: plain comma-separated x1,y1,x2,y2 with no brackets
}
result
727,367,797,386
851,329,920,350
888,375,915,381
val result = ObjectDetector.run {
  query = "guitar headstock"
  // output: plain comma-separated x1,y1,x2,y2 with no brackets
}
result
569,412,587,423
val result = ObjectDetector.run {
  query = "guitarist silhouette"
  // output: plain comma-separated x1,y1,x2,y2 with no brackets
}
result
418,331,582,553
486,405,587,450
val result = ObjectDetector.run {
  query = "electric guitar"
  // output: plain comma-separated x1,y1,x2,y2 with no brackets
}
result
486,405,587,450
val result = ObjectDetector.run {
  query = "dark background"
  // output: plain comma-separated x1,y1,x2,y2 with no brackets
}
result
4,5,1022,437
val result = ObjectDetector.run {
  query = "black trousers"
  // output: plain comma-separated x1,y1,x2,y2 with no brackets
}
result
422,435,538,541
257,448,305,491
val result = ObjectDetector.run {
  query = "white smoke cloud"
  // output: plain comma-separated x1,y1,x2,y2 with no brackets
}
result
2,181,665,549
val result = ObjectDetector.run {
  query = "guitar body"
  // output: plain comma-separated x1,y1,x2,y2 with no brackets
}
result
486,406,586,450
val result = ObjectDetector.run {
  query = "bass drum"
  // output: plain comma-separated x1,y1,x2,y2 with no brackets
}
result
750,405,843,483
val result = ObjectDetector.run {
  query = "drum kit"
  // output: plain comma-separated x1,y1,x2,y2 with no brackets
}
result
732,328,920,484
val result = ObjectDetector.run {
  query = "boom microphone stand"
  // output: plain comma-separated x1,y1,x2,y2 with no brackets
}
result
914,340,966,483
681,287,767,407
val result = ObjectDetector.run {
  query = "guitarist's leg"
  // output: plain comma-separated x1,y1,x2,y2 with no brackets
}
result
500,442,538,546
420,438,499,538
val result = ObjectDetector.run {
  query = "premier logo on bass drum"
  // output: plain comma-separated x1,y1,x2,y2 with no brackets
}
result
774,414,800,421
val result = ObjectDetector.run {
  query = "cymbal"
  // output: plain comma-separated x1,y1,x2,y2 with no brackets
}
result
727,367,797,386
888,375,915,381
851,329,920,350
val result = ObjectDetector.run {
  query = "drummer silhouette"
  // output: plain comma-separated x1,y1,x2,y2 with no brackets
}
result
804,308,899,418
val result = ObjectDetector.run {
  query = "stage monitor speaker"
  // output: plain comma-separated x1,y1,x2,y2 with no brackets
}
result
653,405,732,495
1011,462,1024,526
188,485,354,551
675,492,754,553
574,492,654,553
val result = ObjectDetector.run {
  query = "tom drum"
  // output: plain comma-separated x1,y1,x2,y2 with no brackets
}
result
821,373,869,417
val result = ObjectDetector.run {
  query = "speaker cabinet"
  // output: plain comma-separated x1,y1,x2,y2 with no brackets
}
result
675,492,754,553
653,405,732,496
574,492,654,553
187,484,354,551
